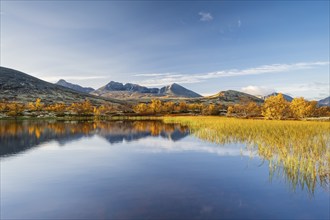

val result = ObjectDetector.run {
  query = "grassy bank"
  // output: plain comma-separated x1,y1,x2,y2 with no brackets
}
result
163,116,330,193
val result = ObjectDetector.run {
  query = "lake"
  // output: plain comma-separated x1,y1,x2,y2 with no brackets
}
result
0,120,329,219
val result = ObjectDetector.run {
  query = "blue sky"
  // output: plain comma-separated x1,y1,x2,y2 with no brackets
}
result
1,1,329,99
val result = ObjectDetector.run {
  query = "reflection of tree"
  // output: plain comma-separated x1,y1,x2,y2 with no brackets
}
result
164,117,330,196
96,121,189,144
0,120,189,157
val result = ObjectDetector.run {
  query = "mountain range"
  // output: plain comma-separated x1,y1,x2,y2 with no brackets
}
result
56,79,95,94
0,66,328,105
0,66,125,105
91,81,202,99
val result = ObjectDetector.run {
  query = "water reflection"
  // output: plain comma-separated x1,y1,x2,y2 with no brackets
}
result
0,120,328,196
0,120,189,157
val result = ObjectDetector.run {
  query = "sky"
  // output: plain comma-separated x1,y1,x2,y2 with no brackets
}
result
0,0,329,100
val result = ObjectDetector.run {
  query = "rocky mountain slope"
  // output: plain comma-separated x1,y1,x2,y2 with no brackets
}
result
92,81,202,99
194,90,263,104
56,79,95,93
318,96,330,106
0,66,125,105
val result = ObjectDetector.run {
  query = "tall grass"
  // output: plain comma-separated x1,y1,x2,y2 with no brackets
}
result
163,116,330,194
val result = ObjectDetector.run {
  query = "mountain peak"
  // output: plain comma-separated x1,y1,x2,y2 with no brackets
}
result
264,92,293,102
56,79,95,94
160,83,202,98
57,79,66,83
105,81,125,91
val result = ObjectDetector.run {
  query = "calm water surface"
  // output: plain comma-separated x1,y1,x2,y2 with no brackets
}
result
0,120,329,219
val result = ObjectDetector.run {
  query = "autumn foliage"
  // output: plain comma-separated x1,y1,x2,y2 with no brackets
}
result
133,99,223,115
227,93,329,119
0,99,117,117
0,94,329,119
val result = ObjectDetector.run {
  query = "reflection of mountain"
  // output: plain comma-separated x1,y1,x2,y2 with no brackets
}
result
98,121,189,144
0,121,96,157
0,120,189,157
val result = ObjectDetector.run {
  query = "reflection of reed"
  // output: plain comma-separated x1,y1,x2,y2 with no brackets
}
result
164,116,330,195
0,120,189,157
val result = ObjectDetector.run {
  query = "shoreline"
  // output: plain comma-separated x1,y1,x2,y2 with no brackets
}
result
1,115,329,122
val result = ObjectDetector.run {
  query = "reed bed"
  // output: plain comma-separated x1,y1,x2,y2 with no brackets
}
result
163,116,330,193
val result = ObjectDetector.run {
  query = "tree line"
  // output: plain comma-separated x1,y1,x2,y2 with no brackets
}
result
0,94,329,119
0,99,116,117
227,94,329,119
133,99,225,115
133,94,329,119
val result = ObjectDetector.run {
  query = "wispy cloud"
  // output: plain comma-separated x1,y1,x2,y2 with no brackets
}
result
134,73,174,77
238,19,241,28
41,76,107,82
135,139,257,158
241,86,275,96
276,82,329,100
135,61,329,87
199,12,213,22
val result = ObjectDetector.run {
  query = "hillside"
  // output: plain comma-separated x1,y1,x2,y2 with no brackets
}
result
318,96,330,106
56,79,95,93
159,83,202,98
0,66,125,105
92,81,202,99
194,90,263,105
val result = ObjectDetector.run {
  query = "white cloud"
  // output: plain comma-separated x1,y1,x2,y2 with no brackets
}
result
134,73,175,77
276,82,329,100
199,12,213,22
238,19,241,28
41,76,108,82
241,86,275,97
132,138,258,158
135,61,329,87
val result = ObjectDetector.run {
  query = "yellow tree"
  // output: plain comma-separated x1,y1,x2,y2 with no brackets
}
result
81,100,94,115
188,103,203,113
246,102,261,117
26,98,44,111
290,97,315,119
226,105,234,116
0,102,7,112
46,103,66,114
68,100,93,115
27,102,35,111
35,98,44,111
163,101,175,113
149,99,162,114
262,94,290,120
226,104,245,117
313,106,330,117
133,103,148,114
202,104,219,115
94,105,106,116
7,102,25,116
177,101,188,113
